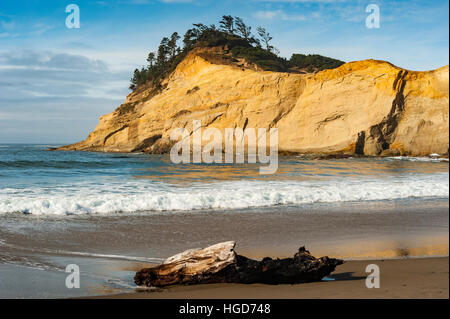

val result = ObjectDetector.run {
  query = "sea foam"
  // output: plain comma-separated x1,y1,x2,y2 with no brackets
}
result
0,173,448,215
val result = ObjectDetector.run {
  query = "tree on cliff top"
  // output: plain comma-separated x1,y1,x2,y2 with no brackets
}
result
256,27,275,53
129,16,345,90
219,15,235,34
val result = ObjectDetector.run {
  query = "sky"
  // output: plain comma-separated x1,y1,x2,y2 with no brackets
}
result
0,0,448,143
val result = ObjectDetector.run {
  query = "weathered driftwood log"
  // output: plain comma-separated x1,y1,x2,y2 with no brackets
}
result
134,241,343,287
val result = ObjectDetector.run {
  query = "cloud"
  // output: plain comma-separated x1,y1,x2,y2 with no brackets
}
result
30,23,54,36
124,0,194,4
0,32,19,38
64,42,94,49
0,51,109,73
159,0,194,2
254,10,307,21
0,50,131,143
253,0,347,2
128,0,151,3
0,51,127,113
0,97,122,143
0,20,15,30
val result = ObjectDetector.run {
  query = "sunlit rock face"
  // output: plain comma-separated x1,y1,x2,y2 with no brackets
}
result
58,50,449,157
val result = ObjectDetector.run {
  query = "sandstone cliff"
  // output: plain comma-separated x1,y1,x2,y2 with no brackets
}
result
58,50,449,156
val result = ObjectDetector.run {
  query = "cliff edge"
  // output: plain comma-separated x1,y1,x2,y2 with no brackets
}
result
57,50,449,156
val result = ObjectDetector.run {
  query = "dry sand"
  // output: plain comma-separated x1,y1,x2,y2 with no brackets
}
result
95,257,449,299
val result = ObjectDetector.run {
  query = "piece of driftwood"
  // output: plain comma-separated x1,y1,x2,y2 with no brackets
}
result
134,241,343,287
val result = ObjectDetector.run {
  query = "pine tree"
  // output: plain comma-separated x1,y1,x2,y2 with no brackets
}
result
219,15,234,34
157,37,170,65
257,26,276,53
147,52,156,68
235,17,251,40
168,32,180,59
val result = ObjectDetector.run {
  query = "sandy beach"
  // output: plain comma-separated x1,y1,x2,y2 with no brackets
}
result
0,196,448,299
93,257,449,299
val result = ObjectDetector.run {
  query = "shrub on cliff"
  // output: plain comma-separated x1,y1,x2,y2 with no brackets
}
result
231,45,288,72
289,54,345,71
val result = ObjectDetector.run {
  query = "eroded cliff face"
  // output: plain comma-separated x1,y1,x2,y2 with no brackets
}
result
58,51,449,156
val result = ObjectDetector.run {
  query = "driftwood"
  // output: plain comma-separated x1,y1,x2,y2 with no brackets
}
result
134,241,343,287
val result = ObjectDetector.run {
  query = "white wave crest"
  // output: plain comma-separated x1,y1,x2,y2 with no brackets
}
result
387,156,449,162
0,173,448,215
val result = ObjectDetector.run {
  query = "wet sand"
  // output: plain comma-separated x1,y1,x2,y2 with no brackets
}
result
0,198,448,298
96,257,449,299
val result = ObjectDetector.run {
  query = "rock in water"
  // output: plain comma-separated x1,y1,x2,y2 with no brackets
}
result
134,241,343,287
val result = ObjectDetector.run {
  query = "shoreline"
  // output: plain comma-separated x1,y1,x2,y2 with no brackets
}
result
0,197,447,298
47,146,450,161
88,257,449,299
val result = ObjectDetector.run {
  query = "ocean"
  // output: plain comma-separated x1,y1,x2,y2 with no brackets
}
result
0,144,448,297
0,144,448,215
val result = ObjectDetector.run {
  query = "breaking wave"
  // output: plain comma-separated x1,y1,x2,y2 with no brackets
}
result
386,156,449,162
0,173,448,215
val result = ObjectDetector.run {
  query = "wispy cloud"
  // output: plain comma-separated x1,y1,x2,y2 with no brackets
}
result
124,0,194,3
0,32,19,38
252,0,347,2
0,50,126,106
0,51,109,73
254,9,307,21
0,20,15,30
159,0,194,2
0,50,129,142
30,23,54,36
